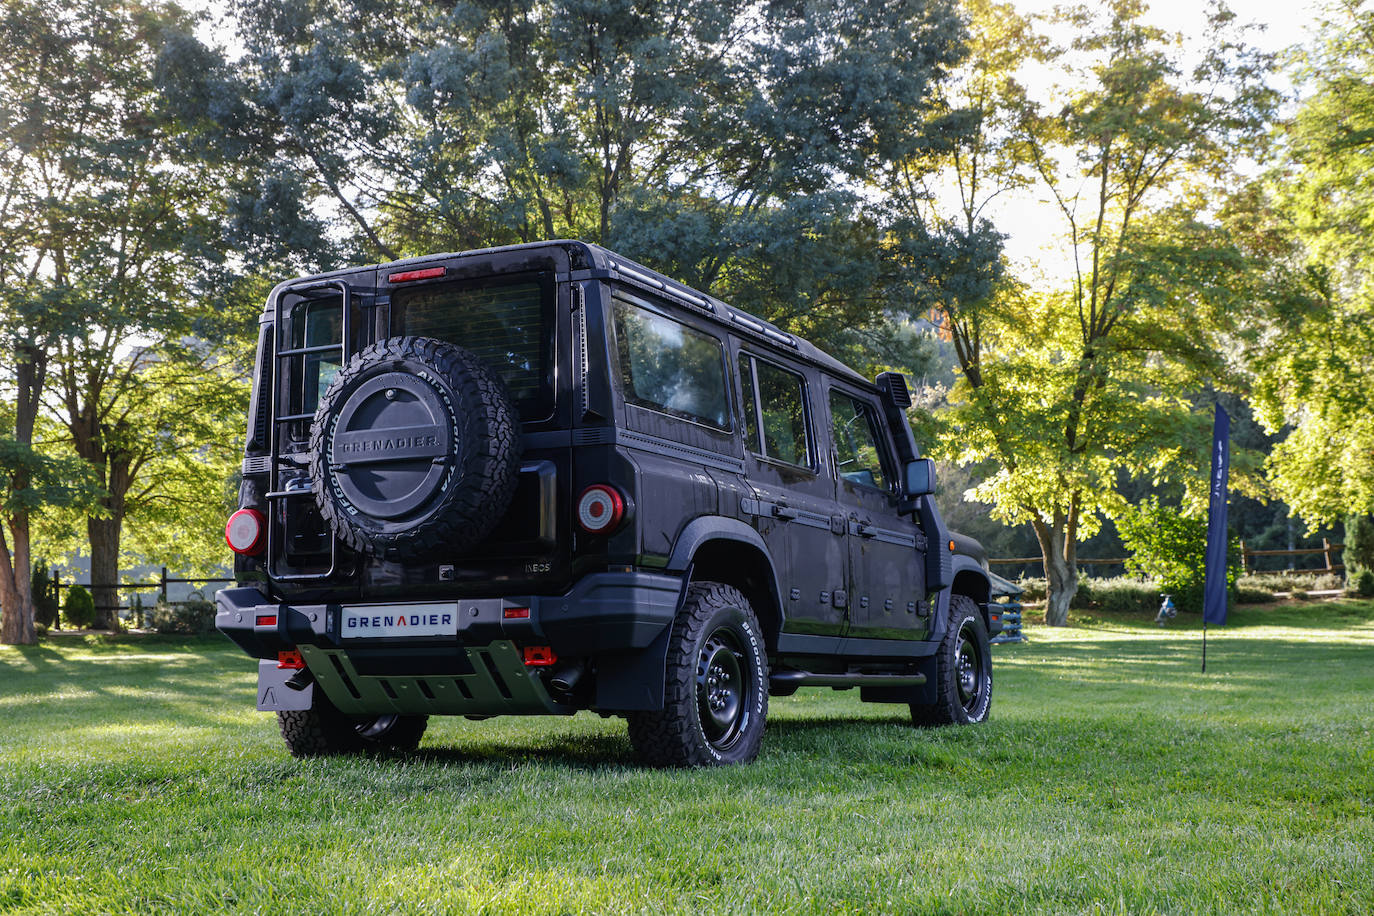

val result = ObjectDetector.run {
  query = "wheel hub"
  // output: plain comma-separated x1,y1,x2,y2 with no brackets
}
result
697,629,747,747
955,629,982,710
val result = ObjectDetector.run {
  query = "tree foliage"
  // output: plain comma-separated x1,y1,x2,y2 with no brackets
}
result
920,0,1275,624
1246,0,1374,528
205,0,981,371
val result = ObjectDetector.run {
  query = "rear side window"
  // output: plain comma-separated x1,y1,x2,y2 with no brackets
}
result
613,299,729,429
393,273,554,420
739,353,812,468
829,390,889,490
290,297,343,417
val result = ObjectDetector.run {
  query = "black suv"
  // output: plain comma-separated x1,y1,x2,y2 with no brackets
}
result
216,241,998,767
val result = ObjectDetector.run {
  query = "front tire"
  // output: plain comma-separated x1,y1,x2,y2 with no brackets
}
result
277,689,429,757
627,582,769,767
911,594,992,727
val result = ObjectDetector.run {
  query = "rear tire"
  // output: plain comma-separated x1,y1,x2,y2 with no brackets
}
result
911,594,992,727
627,582,769,767
277,690,429,757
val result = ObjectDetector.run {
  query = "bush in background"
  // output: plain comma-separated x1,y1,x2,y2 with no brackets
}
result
1117,499,1238,613
1072,578,1161,615
1234,586,1276,605
1349,568,1374,598
1345,514,1374,572
148,598,216,636
30,564,59,629
62,585,96,629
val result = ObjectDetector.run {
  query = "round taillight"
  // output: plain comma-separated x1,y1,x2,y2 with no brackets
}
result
577,485,625,534
225,508,266,555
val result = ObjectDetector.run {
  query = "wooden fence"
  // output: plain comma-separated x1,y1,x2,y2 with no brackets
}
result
48,567,233,628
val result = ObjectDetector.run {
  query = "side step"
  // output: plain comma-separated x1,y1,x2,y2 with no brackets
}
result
769,670,926,697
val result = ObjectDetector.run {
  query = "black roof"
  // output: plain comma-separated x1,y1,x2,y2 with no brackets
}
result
268,239,872,389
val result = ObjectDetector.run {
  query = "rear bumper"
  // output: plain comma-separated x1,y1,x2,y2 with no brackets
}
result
216,571,683,715
215,571,683,659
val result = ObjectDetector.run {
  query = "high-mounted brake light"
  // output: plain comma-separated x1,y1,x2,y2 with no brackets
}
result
577,484,625,534
387,266,446,283
225,508,266,555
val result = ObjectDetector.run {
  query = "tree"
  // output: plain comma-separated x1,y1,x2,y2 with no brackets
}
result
0,0,137,643
920,0,1275,624
212,0,981,367
1246,0,1374,527
0,0,242,630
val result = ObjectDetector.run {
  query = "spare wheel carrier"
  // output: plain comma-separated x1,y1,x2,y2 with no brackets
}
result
307,336,520,561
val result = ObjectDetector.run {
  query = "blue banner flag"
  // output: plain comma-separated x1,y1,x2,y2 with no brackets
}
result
1203,405,1230,626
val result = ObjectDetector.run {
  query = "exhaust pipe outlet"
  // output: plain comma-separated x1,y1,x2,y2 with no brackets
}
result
547,662,585,695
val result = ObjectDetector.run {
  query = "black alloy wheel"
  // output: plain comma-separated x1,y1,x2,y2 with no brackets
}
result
697,626,752,754
910,594,992,727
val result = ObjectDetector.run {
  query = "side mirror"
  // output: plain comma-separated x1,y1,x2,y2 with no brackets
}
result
904,458,936,498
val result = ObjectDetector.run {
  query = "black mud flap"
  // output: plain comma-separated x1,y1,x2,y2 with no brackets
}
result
594,623,673,711
256,660,315,711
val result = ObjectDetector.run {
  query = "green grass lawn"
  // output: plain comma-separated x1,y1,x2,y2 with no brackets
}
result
1,602,1371,915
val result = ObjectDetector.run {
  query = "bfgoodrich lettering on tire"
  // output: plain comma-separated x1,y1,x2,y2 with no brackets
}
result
308,336,519,560
911,594,992,727
627,582,769,767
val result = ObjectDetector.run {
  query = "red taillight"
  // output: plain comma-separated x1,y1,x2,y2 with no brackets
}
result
277,650,305,669
577,484,625,533
256,615,277,627
503,606,531,619
387,266,446,283
225,508,266,555
523,646,557,666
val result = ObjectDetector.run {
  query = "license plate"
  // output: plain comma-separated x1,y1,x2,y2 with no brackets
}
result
341,603,458,639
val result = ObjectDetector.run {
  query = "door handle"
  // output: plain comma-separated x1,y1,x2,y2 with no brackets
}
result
772,502,799,521
856,520,877,539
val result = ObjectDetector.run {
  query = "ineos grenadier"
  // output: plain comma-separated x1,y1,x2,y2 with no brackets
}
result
216,241,998,766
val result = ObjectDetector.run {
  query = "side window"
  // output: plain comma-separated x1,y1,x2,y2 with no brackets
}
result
613,298,730,429
829,390,889,490
739,353,812,468
290,298,342,416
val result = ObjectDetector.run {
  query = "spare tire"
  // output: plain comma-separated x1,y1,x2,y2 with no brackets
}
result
308,336,520,560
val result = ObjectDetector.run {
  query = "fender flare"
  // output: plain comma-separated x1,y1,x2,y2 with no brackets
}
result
939,555,993,635
665,516,786,626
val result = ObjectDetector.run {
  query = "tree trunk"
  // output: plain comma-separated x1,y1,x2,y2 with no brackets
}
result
88,514,123,631
1,341,44,645
1032,517,1078,626
0,520,36,645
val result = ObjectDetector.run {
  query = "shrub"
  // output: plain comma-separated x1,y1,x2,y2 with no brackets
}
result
1234,586,1275,605
30,564,59,629
1018,578,1048,602
1345,514,1374,574
1117,499,1238,614
1348,568,1374,598
1310,572,1345,591
1071,577,1160,615
148,598,216,636
63,585,96,629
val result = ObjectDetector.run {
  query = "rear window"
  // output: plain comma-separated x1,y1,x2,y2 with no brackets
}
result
393,272,555,420
613,298,730,429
